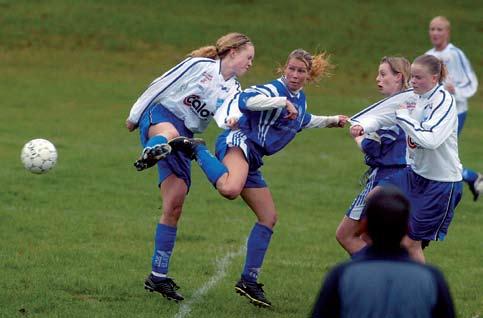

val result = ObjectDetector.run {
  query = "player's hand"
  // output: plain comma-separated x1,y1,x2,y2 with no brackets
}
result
350,125,364,137
226,117,239,129
337,115,349,127
284,100,298,120
126,119,137,132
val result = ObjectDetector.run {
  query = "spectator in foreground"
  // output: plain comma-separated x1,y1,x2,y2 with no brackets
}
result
311,186,455,318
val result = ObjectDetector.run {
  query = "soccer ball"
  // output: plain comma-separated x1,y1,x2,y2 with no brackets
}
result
20,139,58,174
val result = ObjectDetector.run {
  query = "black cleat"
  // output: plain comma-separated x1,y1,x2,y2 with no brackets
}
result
168,136,206,160
468,173,482,202
134,143,172,171
235,278,272,308
144,275,184,302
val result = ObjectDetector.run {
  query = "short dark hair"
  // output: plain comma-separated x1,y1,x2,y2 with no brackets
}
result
363,186,410,248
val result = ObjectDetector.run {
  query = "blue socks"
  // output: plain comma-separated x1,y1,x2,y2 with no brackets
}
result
194,144,228,185
242,223,273,282
463,167,478,184
146,135,168,148
151,223,177,277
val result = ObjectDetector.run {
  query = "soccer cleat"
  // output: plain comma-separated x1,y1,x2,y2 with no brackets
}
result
134,143,172,171
144,274,184,302
168,136,206,160
468,173,482,202
235,278,272,308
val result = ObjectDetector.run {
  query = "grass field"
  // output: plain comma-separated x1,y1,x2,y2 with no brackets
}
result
1,1,482,317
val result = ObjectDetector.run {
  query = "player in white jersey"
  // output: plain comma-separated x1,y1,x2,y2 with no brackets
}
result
169,49,348,307
350,55,463,263
426,16,481,201
336,57,412,256
125,33,254,301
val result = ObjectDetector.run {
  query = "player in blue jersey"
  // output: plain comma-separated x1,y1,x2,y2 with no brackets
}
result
351,55,463,263
336,57,412,255
426,16,481,201
170,49,348,307
125,33,254,301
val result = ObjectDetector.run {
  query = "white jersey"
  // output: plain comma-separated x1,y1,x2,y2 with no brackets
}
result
352,86,462,182
127,57,241,133
426,43,478,114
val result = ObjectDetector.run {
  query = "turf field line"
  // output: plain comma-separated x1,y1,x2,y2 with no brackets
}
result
173,245,245,318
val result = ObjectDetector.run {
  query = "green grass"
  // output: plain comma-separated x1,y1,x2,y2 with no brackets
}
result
1,1,482,317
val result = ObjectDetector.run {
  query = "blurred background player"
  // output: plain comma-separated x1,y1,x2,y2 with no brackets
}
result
312,186,456,318
170,49,348,307
350,55,463,263
125,33,254,301
336,57,412,255
426,16,481,201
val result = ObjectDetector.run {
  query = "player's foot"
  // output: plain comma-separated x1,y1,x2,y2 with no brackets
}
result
168,136,206,160
134,143,172,171
468,173,482,202
144,274,184,302
235,278,272,308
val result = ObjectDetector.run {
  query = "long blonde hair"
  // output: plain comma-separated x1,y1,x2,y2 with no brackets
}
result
277,49,333,83
380,56,411,89
189,33,253,59
413,54,448,84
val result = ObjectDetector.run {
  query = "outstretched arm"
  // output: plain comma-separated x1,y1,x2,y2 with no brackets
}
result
303,114,349,128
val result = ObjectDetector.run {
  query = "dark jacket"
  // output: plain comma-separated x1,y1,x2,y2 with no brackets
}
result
311,246,455,318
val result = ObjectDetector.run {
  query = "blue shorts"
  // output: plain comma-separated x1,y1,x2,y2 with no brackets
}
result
215,129,267,188
139,103,193,189
346,166,405,220
379,167,462,241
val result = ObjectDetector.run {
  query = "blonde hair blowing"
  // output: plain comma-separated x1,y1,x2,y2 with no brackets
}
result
278,49,333,83
413,54,448,84
189,32,252,59
380,56,411,89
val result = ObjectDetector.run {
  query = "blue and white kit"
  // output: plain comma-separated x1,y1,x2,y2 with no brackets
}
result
128,57,241,133
215,78,339,187
353,84,463,241
426,43,478,115
346,91,413,220
129,57,241,187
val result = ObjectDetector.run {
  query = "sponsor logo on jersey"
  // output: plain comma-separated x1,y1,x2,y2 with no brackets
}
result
215,98,224,109
200,72,213,84
183,94,213,119
403,99,417,111
407,136,417,149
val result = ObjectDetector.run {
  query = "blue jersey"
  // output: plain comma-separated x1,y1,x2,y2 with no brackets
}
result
237,79,312,155
361,125,407,168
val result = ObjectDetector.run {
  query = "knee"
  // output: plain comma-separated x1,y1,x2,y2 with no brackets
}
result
162,203,183,224
335,224,353,245
217,184,243,200
260,211,278,229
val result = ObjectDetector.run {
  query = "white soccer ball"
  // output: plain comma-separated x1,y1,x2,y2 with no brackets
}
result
20,139,58,174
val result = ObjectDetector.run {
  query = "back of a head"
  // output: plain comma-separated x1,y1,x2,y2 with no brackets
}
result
364,186,410,248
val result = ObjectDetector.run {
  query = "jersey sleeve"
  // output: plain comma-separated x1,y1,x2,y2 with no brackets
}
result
350,97,400,133
396,90,456,150
302,114,339,129
127,57,207,126
238,86,286,113
452,49,478,100
213,82,243,129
